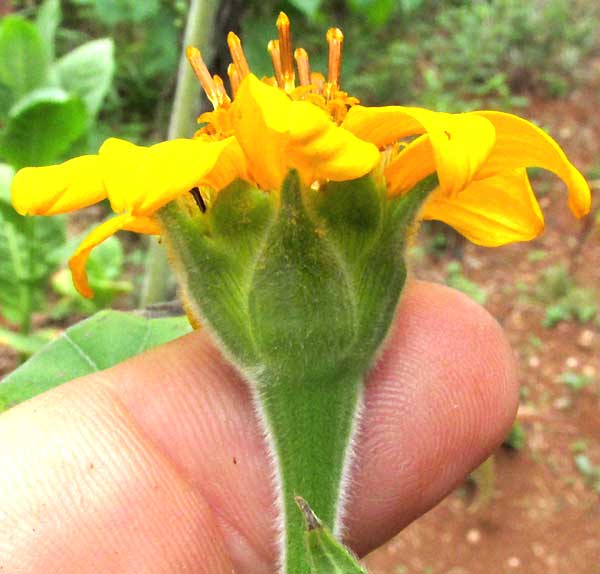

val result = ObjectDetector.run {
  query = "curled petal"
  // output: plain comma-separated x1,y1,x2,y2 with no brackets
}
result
287,101,380,184
69,214,160,297
232,74,290,190
98,139,145,214
100,137,245,215
473,111,591,218
200,138,248,192
232,75,379,190
138,137,245,213
421,169,545,246
344,105,496,195
11,155,106,216
385,135,435,196
342,105,425,146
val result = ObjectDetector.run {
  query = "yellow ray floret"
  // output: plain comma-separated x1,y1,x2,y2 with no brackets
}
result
344,105,591,223
342,106,495,195
472,111,590,218
11,136,245,296
421,169,544,246
344,105,497,196
231,75,379,190
99,137,245,214
70,214,160,298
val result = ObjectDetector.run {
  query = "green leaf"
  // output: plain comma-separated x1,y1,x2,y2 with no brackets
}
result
296,497,366,574
36,0,62,62
0,16,48,100
54,38,115,119
0,163,14,203
92,0,160,25
0,311,192,412
0,88,87,168
349,0,396,25
0,82,13,122
138,8,178,78
287,0,321,20
0,198,66,326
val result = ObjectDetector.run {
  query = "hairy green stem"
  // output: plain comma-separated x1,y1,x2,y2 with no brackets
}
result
254,367,364,574
141,0,219,306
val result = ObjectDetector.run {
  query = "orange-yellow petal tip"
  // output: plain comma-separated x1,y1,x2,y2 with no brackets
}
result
276,11,290,26
566,167,591,219
185,45,199,60
474,111,592,220
69,214,160,298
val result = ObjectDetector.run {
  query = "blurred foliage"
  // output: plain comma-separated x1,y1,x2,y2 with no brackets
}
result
6,0,598,153
445,261,488,305
0,162,65,331
558,370,594,392
1,1,115,164
533,265,597,328
0,0,119,343
503,422,526,450
58,0,188,143
242,0,599,110
10,0,187,144
574,454,600,493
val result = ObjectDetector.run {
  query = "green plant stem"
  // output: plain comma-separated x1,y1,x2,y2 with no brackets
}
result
167,0,219,141
255,366,364,574
140,0,219,306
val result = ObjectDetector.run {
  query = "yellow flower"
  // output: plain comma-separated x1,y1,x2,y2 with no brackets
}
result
11,12,591,297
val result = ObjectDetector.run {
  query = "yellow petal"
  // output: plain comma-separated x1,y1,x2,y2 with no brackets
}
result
421,169,544,246
342,105,425,147
99,136,245,215
286,101,380,184
97,138,145,214
232,75,379,189
385,135,436,196
232,74,291,190
11,155,105,215
69,214,159,298
138,137,244,213
345,105,496,195
474,111,591,218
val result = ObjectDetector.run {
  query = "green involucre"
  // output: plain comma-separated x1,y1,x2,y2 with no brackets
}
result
159,171,434,574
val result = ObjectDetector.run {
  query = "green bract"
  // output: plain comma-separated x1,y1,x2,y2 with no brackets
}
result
159,171,436,573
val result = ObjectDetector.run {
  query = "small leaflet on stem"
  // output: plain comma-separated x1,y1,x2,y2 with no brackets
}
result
295,496,366,574
295,496,322,531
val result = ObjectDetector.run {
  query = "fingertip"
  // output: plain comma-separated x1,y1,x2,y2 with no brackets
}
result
345,280,519,554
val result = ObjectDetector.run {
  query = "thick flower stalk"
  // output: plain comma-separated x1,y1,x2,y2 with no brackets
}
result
11,12,591,574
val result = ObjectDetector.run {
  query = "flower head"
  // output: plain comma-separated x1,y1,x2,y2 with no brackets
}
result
11,12,591,297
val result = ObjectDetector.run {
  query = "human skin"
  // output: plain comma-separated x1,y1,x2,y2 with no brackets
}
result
0,281,518,573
